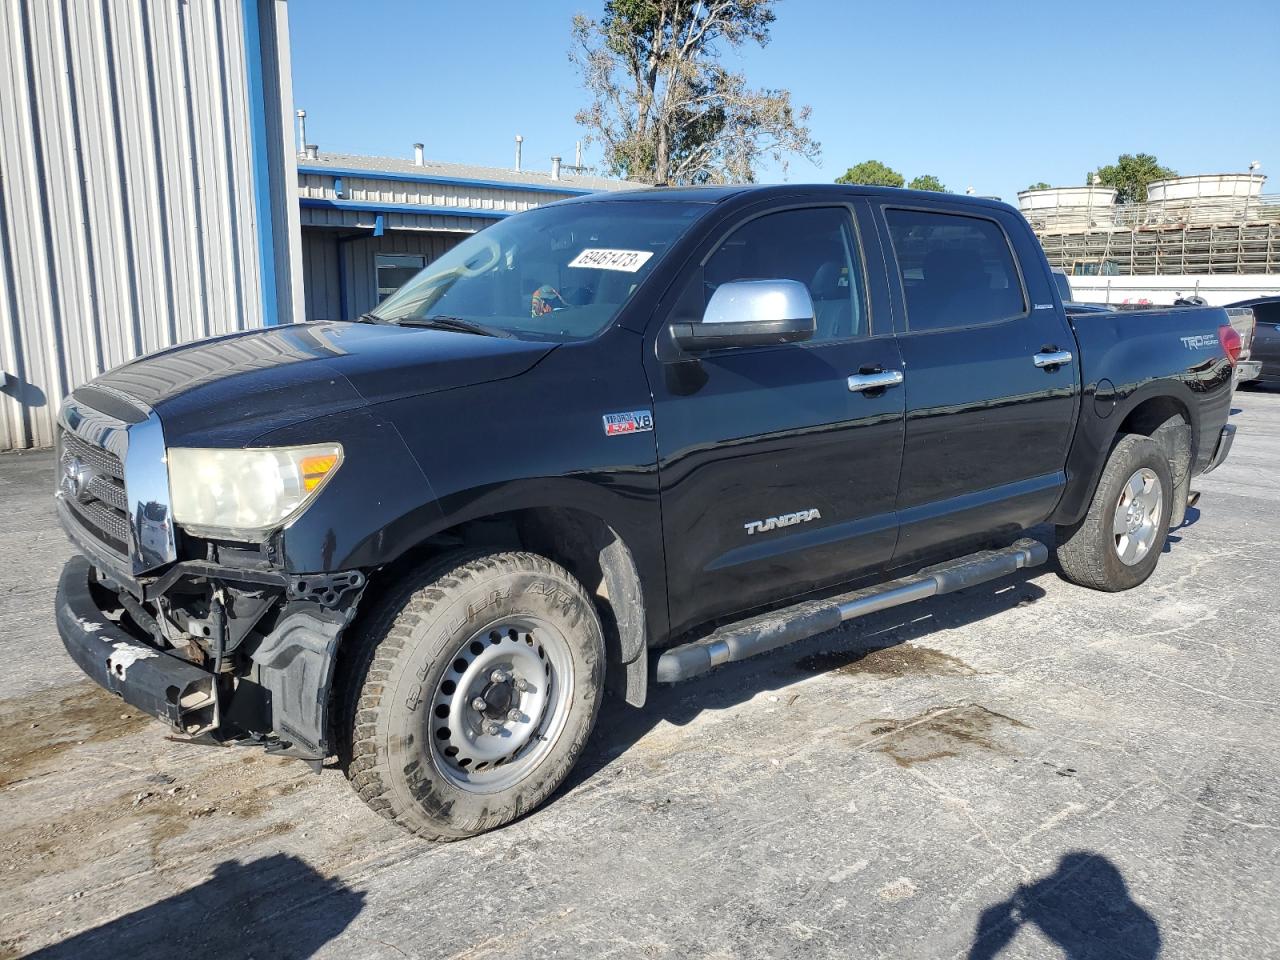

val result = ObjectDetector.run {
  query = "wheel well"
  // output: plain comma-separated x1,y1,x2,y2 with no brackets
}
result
1114,396,1193,524
374,507,648,707
1116,396,1189,443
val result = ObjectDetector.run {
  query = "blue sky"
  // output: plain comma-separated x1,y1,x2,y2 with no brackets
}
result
289,0,1279,201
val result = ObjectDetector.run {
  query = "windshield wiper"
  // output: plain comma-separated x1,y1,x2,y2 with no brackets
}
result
354,312,388,324
393,315,514,338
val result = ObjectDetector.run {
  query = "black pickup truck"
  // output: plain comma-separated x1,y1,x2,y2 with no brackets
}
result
54,185,1243,839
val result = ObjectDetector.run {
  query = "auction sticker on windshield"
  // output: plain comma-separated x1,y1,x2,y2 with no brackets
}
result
569,248,654,272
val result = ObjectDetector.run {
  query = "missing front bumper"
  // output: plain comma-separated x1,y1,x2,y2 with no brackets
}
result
56,556,218,735
55,553,368,762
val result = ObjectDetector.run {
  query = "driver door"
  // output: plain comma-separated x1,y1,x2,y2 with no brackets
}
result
645,203,906,637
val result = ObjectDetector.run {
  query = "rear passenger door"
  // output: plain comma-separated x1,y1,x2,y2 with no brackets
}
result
647,203,905,637
878,203,1080,565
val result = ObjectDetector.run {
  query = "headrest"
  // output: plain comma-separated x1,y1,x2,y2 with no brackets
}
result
811,261,847,299
924,247,986,290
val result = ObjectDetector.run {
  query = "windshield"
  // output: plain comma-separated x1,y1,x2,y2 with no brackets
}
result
369,200,710,341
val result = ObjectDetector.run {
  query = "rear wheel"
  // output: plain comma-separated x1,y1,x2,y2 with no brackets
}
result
341,551,605,839
1055,434,1173,591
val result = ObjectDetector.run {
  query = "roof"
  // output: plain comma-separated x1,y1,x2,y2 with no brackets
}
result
558,182,1017,210
298,150,639,194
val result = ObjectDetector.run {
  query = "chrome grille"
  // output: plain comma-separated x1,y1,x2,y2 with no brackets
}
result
58,428,130,555
86,473,127,511
61,430,124,480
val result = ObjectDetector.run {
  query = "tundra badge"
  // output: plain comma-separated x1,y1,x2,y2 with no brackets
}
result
744,508,821,536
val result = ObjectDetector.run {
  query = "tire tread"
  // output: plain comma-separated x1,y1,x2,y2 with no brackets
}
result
1055,434,1171,592
337,549,602,840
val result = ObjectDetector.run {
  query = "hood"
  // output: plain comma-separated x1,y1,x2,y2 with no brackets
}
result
85,322,556,445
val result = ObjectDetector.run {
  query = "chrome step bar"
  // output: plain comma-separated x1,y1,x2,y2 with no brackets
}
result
655,538,1048,683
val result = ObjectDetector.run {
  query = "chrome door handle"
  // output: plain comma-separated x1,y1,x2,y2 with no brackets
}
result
1033,350,1073,368
847,370,904,393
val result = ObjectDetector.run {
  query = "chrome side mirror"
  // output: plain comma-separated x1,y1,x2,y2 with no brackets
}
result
670,279,816,351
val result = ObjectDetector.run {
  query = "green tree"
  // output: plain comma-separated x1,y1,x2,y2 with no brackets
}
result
908,173,946,192
1026,181,1052,191
571,0,820,184
836,160,904,187
1088,154,1177,204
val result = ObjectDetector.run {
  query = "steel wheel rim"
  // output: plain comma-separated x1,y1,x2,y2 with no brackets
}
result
1113,467,1163,566
428,615,574,794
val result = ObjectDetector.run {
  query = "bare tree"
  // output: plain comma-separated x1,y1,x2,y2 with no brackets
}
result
571,1,820,185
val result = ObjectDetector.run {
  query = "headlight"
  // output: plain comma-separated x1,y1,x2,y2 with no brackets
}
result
168,444,343,540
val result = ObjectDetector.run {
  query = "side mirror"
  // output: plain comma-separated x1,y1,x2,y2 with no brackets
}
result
670,279,816,352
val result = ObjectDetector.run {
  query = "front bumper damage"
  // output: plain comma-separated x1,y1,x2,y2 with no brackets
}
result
57,556,218,733
55,548,367,766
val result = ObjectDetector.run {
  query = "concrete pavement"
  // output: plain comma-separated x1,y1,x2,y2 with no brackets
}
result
1,390,1277,960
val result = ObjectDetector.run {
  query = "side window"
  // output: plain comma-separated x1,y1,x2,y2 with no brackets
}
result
885,209,1027,332
1253,302,1280,327
698,207,869,341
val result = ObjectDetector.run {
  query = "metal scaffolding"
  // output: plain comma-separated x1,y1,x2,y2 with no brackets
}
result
1026,195,1280,275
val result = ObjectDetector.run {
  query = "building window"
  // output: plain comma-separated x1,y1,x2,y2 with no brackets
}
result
376,254,426,303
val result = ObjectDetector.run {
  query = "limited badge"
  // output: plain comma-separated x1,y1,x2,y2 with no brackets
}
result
602,409,654,436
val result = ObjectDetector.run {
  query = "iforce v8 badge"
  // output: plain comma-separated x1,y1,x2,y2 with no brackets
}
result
602,410,654,436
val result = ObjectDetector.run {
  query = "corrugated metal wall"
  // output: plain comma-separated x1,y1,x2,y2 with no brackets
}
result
0,0,301,450
302,229,465,321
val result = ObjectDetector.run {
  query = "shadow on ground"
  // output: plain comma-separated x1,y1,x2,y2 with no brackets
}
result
966,852,1161,959
1164,505,1201,553
569,554,1051,793
571,514,1204,796
24,854,364,960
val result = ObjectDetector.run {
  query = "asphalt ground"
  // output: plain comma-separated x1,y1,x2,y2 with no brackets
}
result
1,389,1277,960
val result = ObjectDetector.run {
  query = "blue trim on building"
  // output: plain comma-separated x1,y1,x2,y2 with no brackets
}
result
241,0,279,326
296,164,597,197
300,198,511,220
372,214,384,238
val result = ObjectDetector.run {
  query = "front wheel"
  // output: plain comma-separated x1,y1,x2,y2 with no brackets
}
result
341,551,605,839
1055,434,1173,591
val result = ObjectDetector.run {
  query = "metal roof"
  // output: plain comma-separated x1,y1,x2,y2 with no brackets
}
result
299,151,639,194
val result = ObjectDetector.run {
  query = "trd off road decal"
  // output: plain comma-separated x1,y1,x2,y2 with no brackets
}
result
1180,334,1218,350
602,409,654,436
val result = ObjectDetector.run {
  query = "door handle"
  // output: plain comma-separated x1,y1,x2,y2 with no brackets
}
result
847,369,904,393
1033,350,1073,369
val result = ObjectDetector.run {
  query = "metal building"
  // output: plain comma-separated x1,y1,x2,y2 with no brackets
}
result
295,149,634,321
0,0,303,451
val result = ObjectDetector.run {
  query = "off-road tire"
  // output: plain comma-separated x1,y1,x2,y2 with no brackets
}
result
340,551,605,840
1055,434,1173,591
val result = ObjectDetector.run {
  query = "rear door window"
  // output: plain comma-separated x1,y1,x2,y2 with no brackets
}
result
885,209,1027,332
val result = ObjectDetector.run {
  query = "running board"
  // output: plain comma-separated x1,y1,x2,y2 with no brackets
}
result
655,538,1048,683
